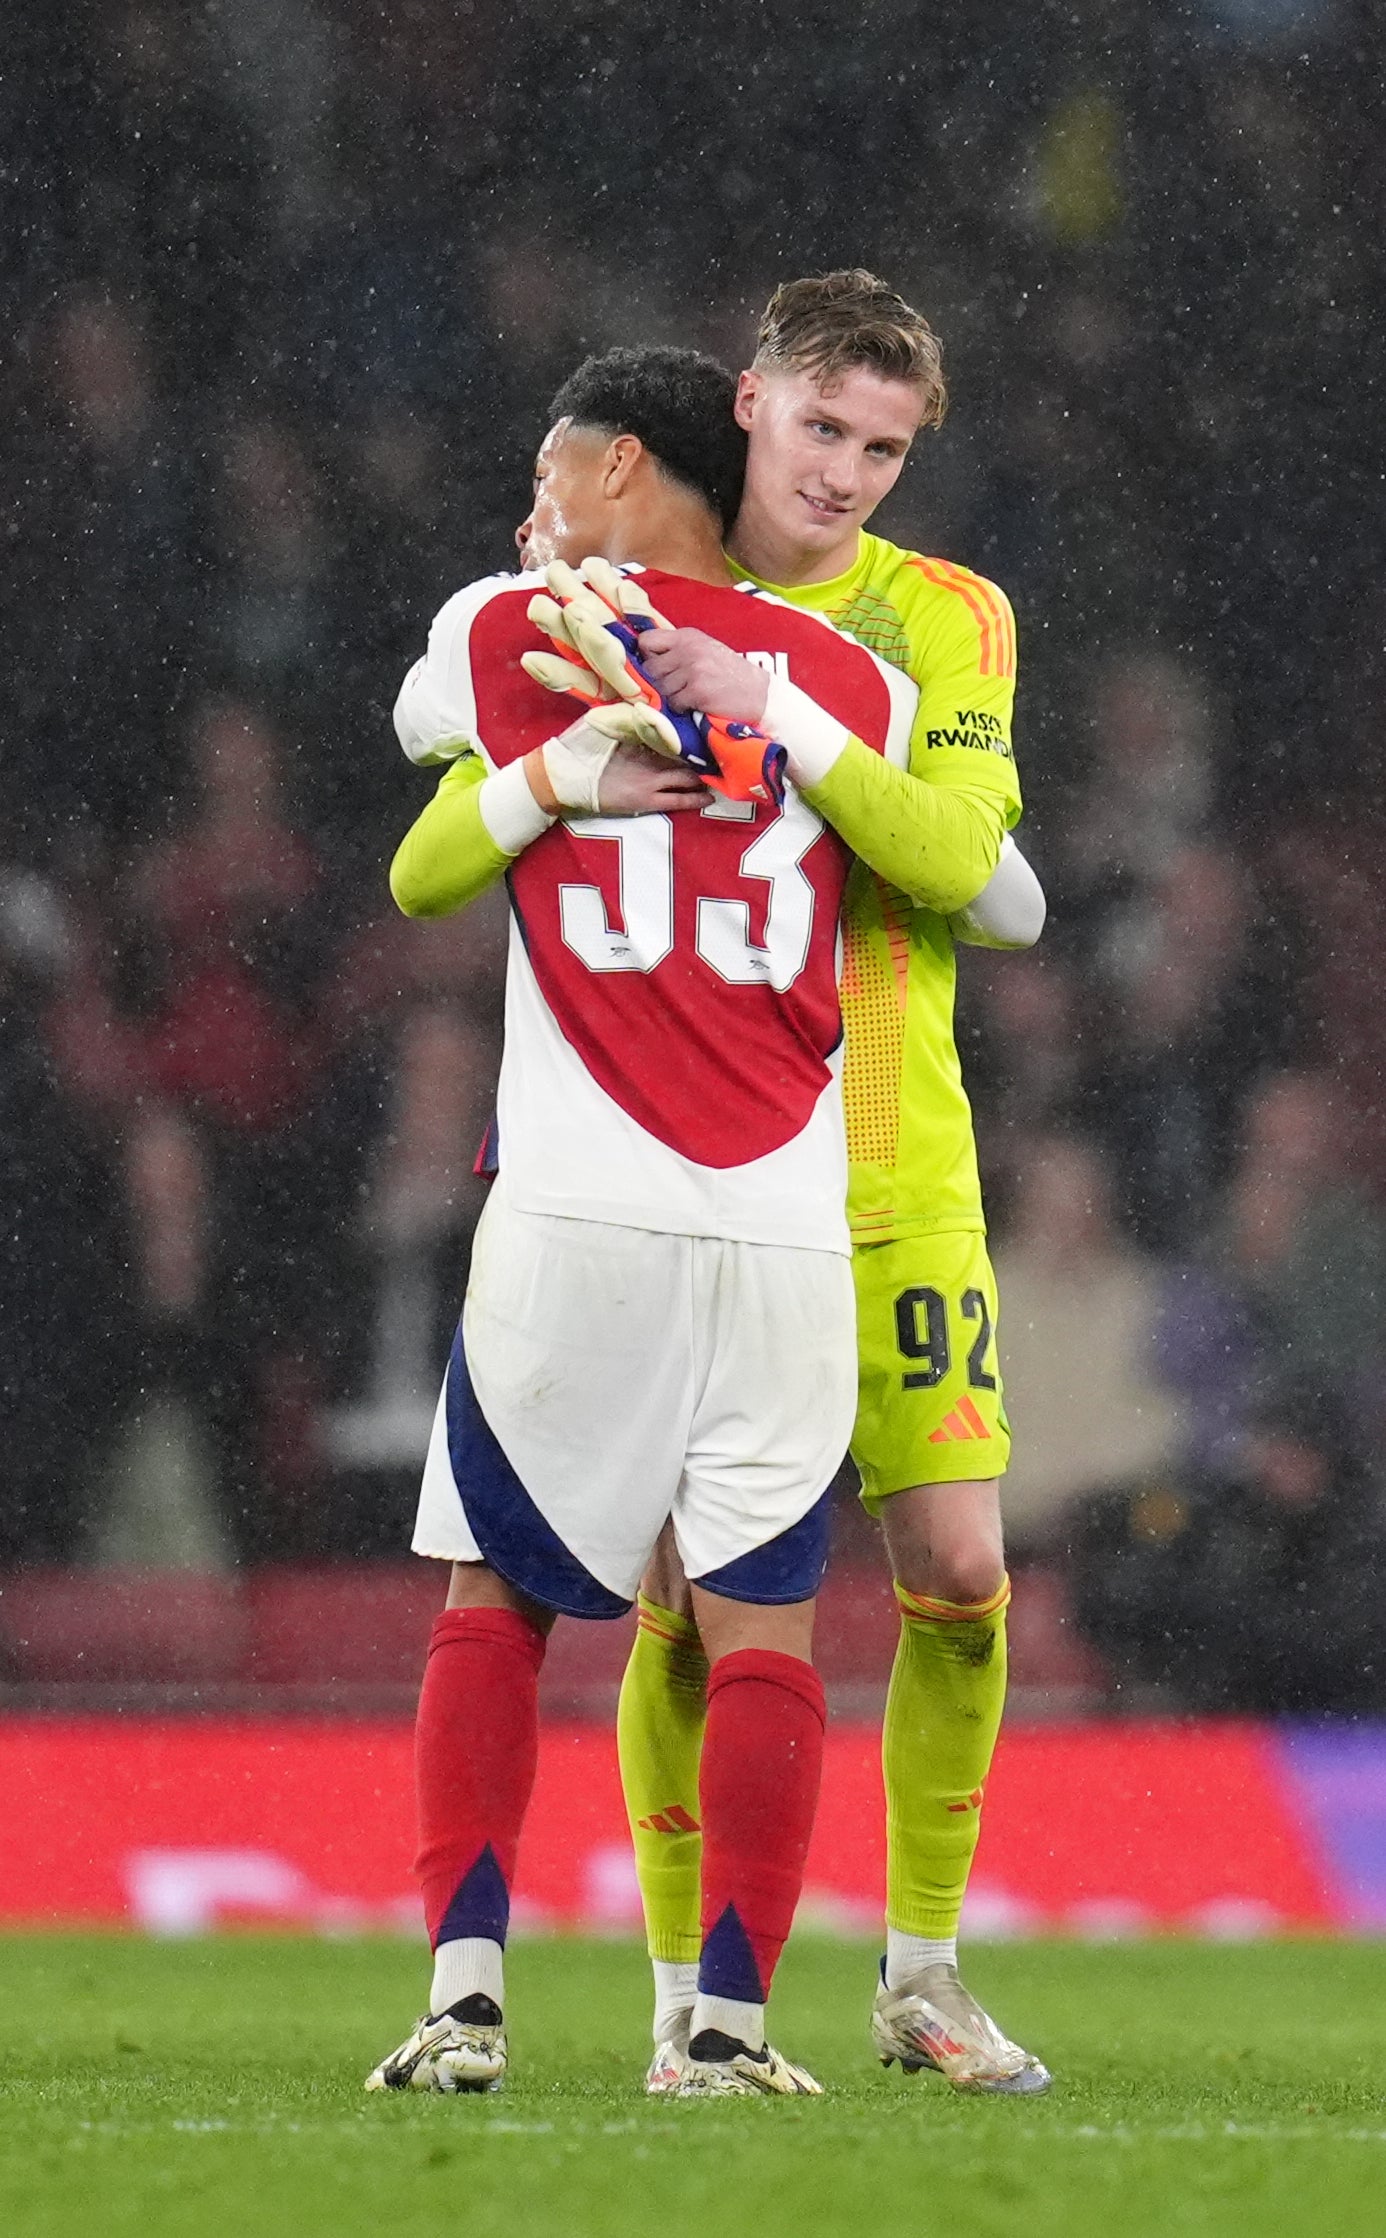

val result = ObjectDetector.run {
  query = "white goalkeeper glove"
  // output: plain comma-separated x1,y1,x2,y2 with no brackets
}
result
522,559,687,760
524,559,787,802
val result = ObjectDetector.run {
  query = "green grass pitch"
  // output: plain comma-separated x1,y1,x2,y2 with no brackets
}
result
1,1935,1383,2238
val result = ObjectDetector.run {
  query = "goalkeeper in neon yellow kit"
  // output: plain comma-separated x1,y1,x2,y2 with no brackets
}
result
614,272,1051,2095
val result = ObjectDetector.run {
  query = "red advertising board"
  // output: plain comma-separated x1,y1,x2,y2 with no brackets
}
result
0,1717,1349,1935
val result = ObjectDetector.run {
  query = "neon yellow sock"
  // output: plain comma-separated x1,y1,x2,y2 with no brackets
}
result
616,1594,708,1963
883,1577,1010,1940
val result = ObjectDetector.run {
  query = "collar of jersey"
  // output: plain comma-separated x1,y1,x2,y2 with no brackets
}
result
725,534,875,609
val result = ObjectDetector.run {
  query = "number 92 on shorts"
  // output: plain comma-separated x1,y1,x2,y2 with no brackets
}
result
851,1231,1010,1510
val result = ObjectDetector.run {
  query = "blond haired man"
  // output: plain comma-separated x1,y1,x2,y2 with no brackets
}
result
618,273,1051,2097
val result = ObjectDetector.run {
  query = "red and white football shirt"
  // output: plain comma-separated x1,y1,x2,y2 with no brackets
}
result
405,567,916,1252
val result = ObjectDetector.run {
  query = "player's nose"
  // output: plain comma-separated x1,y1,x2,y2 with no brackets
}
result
515,513,533,555
821,458,861,501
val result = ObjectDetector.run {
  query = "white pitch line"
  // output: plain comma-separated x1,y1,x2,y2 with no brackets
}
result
68,2116,1386,2147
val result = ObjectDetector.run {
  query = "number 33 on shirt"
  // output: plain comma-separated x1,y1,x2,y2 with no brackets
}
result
395,565,917,1259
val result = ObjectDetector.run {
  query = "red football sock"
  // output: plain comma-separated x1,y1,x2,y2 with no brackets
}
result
414,1605,547,1950
697,1648,826,2003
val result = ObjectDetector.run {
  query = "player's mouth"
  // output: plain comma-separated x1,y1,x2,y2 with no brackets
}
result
799,491,854,522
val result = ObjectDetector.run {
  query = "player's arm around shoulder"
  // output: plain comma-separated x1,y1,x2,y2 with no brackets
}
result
874,550,1040,934
390,755,523,920
390,571,711,921
768,553,1018,919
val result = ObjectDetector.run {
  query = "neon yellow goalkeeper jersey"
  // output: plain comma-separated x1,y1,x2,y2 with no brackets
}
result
732,532,1022,1245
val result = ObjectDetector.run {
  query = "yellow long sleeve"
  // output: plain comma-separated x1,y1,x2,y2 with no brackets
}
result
389,756,514,920
801,735,1010,916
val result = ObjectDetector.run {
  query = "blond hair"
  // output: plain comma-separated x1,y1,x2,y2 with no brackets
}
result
754,270,947,428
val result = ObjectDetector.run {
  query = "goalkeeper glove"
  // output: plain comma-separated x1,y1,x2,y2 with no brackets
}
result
523,558,787,806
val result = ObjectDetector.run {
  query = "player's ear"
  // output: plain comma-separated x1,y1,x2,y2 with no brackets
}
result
733,369,762,432
602,434,644,500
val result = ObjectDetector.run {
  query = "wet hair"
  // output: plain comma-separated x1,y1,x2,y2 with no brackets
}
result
547,347,746,531
754,270,947,428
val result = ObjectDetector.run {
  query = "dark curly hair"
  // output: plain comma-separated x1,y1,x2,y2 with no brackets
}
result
547,347,746,532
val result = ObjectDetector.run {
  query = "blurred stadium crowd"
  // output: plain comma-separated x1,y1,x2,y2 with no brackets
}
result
3,0,1384,1710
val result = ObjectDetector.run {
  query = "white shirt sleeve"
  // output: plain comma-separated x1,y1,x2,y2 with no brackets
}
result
393,572,521,767
949,834,1047,949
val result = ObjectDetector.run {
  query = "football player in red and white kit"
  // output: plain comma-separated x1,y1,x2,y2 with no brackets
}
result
365,349,916,2101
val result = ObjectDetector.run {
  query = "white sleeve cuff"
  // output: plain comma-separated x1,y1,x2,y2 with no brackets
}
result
762,672,852,789
477,760,555,855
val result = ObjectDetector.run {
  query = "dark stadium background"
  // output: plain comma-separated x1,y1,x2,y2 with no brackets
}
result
2,0,1384,1934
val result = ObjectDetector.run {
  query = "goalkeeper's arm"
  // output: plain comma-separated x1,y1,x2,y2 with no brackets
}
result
391,603,717,917
635,625,1019,918
390,755,550,919
388,733,706,919
785,712,1009,916
390,707,713,923
390,632,556,917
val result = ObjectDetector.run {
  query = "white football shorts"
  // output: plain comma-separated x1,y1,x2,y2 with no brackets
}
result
412,1183,856,1617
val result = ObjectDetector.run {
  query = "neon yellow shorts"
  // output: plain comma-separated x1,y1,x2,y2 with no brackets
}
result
851,1229,1010,1510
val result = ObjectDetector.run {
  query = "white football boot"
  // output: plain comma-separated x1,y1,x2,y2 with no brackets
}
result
365,1995,507,2094
675,2030,822,2098
645,2037,689,2094
871,1963,1051,2095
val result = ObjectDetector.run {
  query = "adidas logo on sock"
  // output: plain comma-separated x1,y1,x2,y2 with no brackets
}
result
637,1804,701,1834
